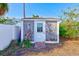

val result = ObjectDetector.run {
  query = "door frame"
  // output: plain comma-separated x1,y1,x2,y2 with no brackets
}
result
34,20,46,42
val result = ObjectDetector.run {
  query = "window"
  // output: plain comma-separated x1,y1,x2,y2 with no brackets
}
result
27,23,30,29
37,23,43,32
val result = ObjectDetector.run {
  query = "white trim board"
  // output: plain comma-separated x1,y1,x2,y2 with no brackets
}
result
31,41,59,43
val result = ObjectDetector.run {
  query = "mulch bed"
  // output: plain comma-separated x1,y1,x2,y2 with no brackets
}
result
0,40,62,56
13,43,62,56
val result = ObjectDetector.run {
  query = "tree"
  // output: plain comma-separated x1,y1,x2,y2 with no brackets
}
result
61,7,79,21
0,3,8,16
60,7,79,38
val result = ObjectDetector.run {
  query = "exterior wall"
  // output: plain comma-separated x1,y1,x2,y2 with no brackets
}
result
46,21,58,42
24,20,34,41
0,24,17,50
14,26,21,40
16,21,24,41
23,20,59,43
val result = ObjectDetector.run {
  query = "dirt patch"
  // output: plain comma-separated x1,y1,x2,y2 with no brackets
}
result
1,37,79,56
23,37,79,56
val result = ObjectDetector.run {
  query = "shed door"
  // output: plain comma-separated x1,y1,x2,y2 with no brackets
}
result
34,21,46,42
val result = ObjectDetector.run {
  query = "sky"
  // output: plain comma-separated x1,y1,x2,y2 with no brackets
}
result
5,3,79,19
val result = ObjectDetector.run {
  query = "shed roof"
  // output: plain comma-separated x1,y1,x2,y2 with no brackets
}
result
21,17,60,22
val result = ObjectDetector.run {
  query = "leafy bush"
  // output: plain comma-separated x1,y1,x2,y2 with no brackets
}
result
22,39,32,48
60,20,79,38
59,26,67,37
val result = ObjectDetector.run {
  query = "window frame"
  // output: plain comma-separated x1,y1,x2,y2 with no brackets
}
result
37,23,43,32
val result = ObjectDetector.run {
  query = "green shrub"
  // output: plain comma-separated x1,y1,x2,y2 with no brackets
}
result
22,39,32,48
59,26,67,37
59,20,79,38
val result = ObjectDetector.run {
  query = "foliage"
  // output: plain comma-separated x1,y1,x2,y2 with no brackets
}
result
60,7,79,38
0,3,8,16
22,39,32,48
60,20,79,38
32,14,39,18
0,17,17,24
59,25,67,37
61,7,79,21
